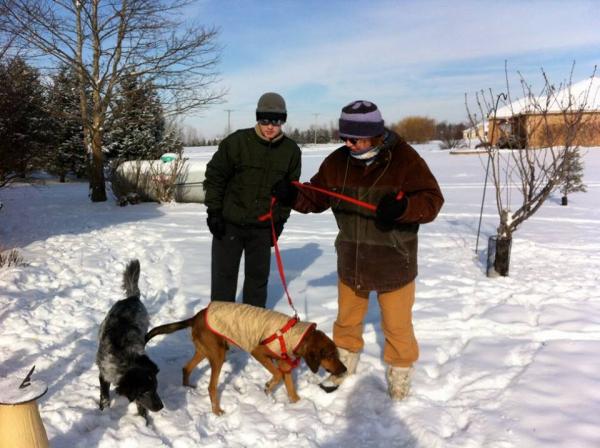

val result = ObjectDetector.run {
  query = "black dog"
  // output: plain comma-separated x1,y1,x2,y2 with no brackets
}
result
96,259,163,421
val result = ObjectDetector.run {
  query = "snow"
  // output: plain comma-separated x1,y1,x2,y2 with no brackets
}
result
1,143,600,447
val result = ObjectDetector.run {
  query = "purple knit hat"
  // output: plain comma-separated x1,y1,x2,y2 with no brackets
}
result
338,100,385,139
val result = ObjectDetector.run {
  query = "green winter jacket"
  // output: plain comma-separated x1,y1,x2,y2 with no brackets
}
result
203,127,301,227
293,130,443,292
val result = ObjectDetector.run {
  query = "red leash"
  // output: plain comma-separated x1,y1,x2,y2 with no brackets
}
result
258,183,405,318
291,180,375,211
290,180,405,207
257,184,404,371
259,197,299,318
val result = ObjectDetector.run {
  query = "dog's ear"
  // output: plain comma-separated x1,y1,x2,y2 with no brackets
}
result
116,369,142,402
299,329,321,373
137,354,160,374
304,348,320,373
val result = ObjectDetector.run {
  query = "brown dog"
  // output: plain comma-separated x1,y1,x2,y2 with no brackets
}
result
145,302,346,415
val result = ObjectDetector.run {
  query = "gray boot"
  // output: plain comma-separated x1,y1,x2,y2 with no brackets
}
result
319,347,359,393
386,366,412,401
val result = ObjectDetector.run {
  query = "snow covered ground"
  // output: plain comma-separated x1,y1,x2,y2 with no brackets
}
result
1,143,599,447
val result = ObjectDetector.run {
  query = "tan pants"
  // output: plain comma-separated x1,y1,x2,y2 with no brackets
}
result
333,280,419,368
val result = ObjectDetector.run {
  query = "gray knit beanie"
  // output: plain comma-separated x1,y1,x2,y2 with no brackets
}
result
338,100,385,138
256,92,287,123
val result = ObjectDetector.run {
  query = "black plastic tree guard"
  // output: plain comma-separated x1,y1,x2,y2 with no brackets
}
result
487,235,512,277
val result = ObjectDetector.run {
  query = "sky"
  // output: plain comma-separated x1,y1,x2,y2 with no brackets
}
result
1,144,599,447
181,0,600,139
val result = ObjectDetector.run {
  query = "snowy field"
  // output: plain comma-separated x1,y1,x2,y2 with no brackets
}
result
1,143,600,448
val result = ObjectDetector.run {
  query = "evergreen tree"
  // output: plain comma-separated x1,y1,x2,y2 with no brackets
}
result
0,57,51,185
105,73,181,160
559,149,587,206
160,122,184,155
46,64,87,182
289,128,301,144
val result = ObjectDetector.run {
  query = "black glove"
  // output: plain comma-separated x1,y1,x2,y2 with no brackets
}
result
375,192,408,229
206,209,226,240
271,178,298,207
271,221,285,247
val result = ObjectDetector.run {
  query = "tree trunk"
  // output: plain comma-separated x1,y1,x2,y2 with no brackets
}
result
88,125,106,202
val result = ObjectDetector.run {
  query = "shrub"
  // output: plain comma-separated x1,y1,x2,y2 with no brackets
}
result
0,248,24,268
393,116,436,143
438,138,465,150
109,158,185,204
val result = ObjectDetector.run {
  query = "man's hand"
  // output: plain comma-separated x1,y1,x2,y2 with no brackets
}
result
206,209,226,239
271,178,298,206
375,192,408,229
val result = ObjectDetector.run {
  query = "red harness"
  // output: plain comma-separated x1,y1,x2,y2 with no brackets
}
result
259,316,301,372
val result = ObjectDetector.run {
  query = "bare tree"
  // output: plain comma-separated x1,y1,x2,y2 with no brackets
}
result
466,63,597,275
0,32,16,62
182,125,204,146
0,2,16,61
1,0,224,201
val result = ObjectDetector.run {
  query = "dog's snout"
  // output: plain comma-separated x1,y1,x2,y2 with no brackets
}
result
322,357,348,376
151,394,164,412
151,401,164,412
137,391,164,412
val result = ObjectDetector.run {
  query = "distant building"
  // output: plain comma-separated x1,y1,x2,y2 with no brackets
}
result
463,122,489,147
488,77,600,148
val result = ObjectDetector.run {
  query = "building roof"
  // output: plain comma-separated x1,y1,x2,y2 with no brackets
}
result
493,76,600,119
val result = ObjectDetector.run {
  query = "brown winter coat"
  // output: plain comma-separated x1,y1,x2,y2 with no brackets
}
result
205,301,315,358
293,131,443,292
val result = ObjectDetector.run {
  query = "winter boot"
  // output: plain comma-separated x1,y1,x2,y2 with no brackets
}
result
319,347,359,393
386,366,412,401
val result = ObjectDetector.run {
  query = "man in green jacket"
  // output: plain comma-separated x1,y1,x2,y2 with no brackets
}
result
203,92,301,308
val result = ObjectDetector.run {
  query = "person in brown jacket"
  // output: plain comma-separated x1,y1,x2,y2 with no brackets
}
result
272,100,444,400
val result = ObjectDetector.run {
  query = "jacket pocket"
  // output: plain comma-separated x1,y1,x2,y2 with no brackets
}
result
390,231,413,267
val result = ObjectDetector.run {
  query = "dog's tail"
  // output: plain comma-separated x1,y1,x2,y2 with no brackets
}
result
123,259,141,298
145,317,195,343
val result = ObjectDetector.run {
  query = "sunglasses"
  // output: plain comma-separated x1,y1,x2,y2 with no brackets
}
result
341,137,359,145
258,118,285,126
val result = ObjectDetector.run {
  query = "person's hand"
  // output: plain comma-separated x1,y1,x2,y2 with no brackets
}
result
270,221,285,246
271,178,298,206
375,192,408,229
206,209,226,240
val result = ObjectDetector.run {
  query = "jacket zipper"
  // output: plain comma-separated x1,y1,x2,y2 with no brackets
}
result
258,140,273,220
354,201,361,290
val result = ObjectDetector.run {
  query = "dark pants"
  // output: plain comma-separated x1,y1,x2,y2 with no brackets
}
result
211,222,272,307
